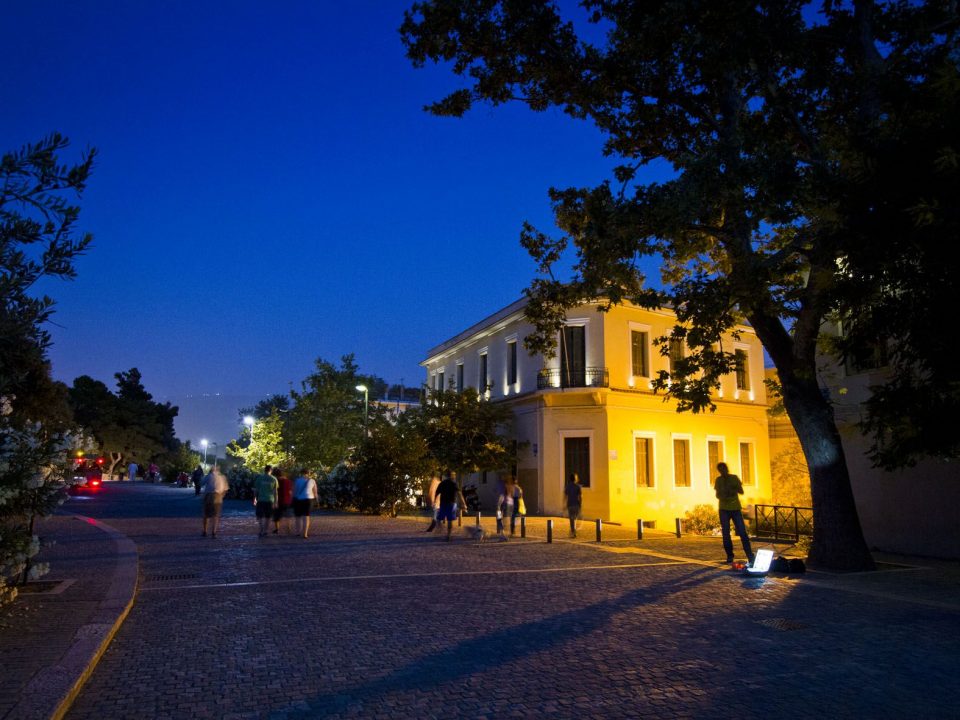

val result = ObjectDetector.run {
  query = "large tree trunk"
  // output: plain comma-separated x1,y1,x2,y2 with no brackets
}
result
779,373,876,571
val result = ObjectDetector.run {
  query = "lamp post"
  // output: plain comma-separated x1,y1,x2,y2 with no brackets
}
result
210,442,219,466
243,416,255,446
200,439,209,468
355,384,369,436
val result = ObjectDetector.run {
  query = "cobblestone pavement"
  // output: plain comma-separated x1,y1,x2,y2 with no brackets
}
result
10,482,960,719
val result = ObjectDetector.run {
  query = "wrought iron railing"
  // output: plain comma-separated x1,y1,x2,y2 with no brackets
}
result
536,367,610,389
753,504,814,541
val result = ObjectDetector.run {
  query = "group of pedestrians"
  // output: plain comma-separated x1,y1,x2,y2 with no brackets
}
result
424,474,527,542
252,465,319,538
198,464,319,539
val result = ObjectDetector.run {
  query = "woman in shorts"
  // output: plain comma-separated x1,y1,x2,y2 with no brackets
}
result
272,467,293,534
292,469,318,538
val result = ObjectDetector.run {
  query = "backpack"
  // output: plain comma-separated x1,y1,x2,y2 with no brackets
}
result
788,558,806,574
772,556,791,573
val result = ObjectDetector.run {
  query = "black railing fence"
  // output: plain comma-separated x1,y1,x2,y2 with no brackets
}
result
753,504,814,541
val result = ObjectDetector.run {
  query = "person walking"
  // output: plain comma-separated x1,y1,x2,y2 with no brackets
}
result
292,468,318,538
272,467,293,534
127,460,138,482
191,465,204,496
201,464,229,538
564,473,582,538
505,475,524,536
434,473,466,542
495,483,509,541
424,475,442,532
253,465,278,537
714,462,755,564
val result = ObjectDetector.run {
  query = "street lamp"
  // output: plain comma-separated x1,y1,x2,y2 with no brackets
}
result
243,416,255,445
200,439,209,467
355,384,369,436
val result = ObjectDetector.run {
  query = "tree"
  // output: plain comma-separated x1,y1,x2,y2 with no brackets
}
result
1,134,96,600
409,387,518,483
226,410,290,472
238,394,290,422
351,412,432,514
286,355,384,471
68,369,179,477
402,1,960,570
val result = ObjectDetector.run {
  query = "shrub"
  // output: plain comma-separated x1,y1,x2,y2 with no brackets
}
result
316,463,357,509
683,504,720,535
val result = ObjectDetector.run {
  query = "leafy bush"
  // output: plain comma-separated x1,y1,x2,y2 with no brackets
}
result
225,467,255,500
683,504,720,535
316,463,358,509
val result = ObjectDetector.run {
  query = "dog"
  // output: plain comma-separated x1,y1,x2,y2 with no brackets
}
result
463,525,487,545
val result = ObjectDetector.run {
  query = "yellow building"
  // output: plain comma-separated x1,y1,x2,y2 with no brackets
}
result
422,299,772,530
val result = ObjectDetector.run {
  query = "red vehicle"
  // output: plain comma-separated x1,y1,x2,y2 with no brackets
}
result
69,455,104,495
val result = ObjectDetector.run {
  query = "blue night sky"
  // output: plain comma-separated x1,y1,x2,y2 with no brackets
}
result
3,1,661,440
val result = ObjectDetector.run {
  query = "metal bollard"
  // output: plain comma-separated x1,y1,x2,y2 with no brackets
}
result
638,519,644,540
521,515,526,538
475,511,481,527
595,518,603,542
675,517,682,538
546,519,553,543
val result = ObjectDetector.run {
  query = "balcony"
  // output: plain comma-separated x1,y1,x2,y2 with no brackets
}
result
536,367,610,390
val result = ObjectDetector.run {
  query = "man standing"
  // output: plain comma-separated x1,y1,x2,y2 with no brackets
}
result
191,465,204,496
714,462,755,564
564,473,582,538
253,465,278,537
201,464,229,538
127,460,138,482
434,473,466,542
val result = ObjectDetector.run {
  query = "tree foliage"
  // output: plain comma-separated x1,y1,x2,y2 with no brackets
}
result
351,412,433,514
1,134,96,601
68,368,179,477
286,355,384,472
402,0,960,569
409,387,518,481
226,409,291,472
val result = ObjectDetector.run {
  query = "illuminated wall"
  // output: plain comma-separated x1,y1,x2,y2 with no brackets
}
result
422,299,773,530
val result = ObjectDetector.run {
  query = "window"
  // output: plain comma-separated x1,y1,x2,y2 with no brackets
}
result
507,340,518,385
708,440,723,478
739,442,754,486
564,436,590,488
437,370,445,391
669,337,684,374
478,353,488,392
673,438,691,487
735,349,750,391
560,325,586,387
457,363,464,393
631,330,649,377
635,436,653,488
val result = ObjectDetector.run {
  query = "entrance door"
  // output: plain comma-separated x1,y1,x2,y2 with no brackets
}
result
564,436,590,488
560,326,586,387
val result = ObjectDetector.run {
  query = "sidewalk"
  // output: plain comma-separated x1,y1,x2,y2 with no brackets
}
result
0,513,137,720
2,506,958,719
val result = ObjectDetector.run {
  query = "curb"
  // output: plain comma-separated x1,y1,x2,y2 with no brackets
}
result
12,515,138,720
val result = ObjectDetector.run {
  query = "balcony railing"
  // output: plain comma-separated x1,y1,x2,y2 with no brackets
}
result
537,367,610,390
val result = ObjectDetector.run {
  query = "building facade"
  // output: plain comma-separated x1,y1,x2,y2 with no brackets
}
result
816,322,960,558
422,299,772,530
